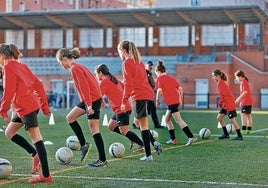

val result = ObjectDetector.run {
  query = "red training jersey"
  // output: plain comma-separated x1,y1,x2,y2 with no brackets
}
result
0,60,50,118
217,80,236,111
240,79,253,106
70,62,101,106
121,58,153,105
155,74,181,106
99,76,131,114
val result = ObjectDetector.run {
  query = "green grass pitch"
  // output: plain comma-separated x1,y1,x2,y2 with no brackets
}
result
0,108,268,188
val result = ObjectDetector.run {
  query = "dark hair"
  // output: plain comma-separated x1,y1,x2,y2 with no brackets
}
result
56,47,80,60
155,60,166,73
235,70,249,81
212,69,227,81
0,43,22,59
95,64,118,85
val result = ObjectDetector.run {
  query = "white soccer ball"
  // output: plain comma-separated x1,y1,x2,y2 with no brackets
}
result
150,130,159,140
55,147,74,165
226,124,236,134
0,158,12,179
109,142,125,158
199,128,211,139
66,135,80,150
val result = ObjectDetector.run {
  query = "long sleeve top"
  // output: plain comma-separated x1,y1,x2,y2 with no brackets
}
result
240,79,253,106
0,60,49,118
121,58,154,105
217,79,236,111
99,76,131,114
70,62,101,106
155,74,181,106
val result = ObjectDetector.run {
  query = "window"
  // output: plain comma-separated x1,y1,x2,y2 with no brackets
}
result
6,0,12,12
27,30,35,49
160,26,189,47
19,2,25,12
119,27,153,47
191,0,201,6
41,29,63,49
202,25,233,46
245,24,260,45
5,30,24,49
79,28,104,48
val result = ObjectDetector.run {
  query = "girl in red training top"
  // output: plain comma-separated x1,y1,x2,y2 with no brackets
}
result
56,48,107,167
95,64,144,152
234,70,253,135
154,60,197,146
212,69,243,140
117,40,162,162
0,43,52,184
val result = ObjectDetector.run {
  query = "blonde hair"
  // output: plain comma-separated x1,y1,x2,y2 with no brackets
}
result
117,40,141,63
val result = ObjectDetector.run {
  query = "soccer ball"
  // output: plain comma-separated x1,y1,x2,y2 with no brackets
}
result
150,130,159,140
226,124,236,134
55,147,73,165
66,135,80,150
108,142,125,158
0,158,12,179
199,128,211,139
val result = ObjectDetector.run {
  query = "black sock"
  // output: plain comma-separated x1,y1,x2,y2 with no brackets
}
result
11,134,36,157
93,133,106,162
182,126,194,138
169,129,176,140
34,140,50,177
141,130,151,157
222,126,229,135
126,131,143,146
242,126,247,130
69,121,86,147
113,127,121,134
148,130,156,145
236,129,242,137
248,127,252,130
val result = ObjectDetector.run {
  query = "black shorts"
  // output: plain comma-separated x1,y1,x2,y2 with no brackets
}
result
76,98,102,119
168,104,180,114
241,106,252,114
132,100,149,118
219,108,237,119
111,110,131,126
12,110,39,130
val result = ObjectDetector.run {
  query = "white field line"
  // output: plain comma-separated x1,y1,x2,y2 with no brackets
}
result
251,127,268,133
11,174,268,187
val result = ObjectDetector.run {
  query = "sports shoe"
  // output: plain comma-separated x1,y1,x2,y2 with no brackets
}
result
153,141,162,155
140,155,153,162
135,145,145,153
80,142,90,162
241,130,247,135
88,160,107,167
232,136,243,140
247,130,252,135
166,138,177,145
31,154,41,174
185,136,197,146
218,134,230,139
28,174,53,183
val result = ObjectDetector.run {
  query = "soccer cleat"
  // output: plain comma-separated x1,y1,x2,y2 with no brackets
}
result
153,141,162,155
88,160,107,167
31,154,41,174
140,155,153,162
135,145,145,153
166,138,177,145
28,174,53,184
247,130,252,135
218,134,230,139
241,130,247,135
232,136,243,140
185,136,197,146
80,142,90,162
